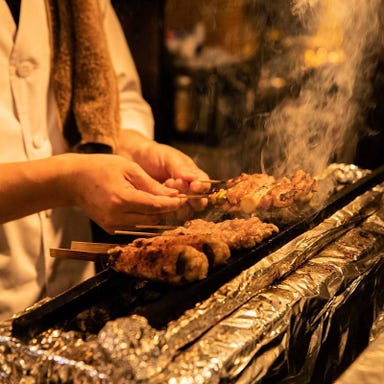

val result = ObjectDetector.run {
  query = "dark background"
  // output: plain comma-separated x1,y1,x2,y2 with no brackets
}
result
111,0,384,171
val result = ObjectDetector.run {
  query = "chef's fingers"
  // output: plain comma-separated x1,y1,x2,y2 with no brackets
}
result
169,161,210,184
118,190,183,215
189,179,211,193
167,171,213,193
164,178,211,194
123,163,180,197
164,178,209,212
188,197,208,212
162,153,211,193
164,178,187,192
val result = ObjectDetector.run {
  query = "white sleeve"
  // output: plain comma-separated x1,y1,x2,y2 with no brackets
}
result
100,0,155,139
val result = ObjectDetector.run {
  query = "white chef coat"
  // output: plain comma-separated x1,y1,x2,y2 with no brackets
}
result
0,0,154,320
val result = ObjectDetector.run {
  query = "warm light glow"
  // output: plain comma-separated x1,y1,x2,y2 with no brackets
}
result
302,0,347,68
304,48,345,68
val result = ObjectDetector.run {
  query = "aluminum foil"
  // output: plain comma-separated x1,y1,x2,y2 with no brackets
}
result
1,164,384,383
147,187,384,383
320,163,371,187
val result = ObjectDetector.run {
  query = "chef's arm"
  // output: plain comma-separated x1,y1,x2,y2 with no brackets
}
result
0,156,75,223
0,154,184,233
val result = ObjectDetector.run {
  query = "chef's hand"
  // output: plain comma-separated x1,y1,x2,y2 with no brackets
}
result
68,153,184,233
0,153,184,231
118,130,211,221
162,177,208,223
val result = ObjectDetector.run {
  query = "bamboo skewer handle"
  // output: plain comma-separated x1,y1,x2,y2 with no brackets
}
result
50,248,109,262
113,230,158,236
70,241,118,253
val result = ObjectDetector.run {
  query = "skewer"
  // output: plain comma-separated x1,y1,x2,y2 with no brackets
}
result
177,194,209,199
197,179,224,184
113,230,158,237
50,248,108,262
135,224,177,230
71,241,118,253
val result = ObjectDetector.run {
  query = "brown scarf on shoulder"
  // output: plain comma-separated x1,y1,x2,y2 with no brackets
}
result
46,0,120,153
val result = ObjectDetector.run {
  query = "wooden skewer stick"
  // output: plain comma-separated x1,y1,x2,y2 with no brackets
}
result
135,224,176,230
70,241,118,253
50,248,108,262
197,179,224,184
177,194,209,199
113,230,158,237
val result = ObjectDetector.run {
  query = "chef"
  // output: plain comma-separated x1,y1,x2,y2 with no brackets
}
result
0,0,209,320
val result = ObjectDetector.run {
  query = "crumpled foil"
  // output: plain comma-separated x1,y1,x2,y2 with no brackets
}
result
320,163,371,187
1,164,384,383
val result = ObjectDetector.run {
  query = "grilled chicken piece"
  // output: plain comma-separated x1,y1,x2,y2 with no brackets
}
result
209,173,275,207
109,217,278,284
108,234,230,284
209,170,317,215
109,243,209,284
131,234,231,268
163,217,279,250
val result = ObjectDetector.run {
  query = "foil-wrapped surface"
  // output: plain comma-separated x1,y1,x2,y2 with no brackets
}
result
320,163,371,187
1,164,384,383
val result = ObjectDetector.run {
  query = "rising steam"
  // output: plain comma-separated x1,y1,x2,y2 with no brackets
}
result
259,0,382,178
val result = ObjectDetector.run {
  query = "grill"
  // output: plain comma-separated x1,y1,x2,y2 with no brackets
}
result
11,164,384,343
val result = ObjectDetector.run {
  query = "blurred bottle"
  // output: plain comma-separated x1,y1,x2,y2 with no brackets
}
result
174,75,192,133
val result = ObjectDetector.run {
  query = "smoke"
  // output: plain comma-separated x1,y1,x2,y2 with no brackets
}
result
258,0,382,178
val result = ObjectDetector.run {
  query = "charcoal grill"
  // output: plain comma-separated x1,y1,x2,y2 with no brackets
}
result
11,164,384,342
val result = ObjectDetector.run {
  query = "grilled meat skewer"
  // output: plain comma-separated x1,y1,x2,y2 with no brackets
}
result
163,217,279,250
108,217,277,284
108,234,230,284
109,243,209,284
209,169,317,215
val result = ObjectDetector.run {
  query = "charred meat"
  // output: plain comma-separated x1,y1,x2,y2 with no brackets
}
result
209,170,317,217
108,217,279,284
163,217,279,250
109,241,209,285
